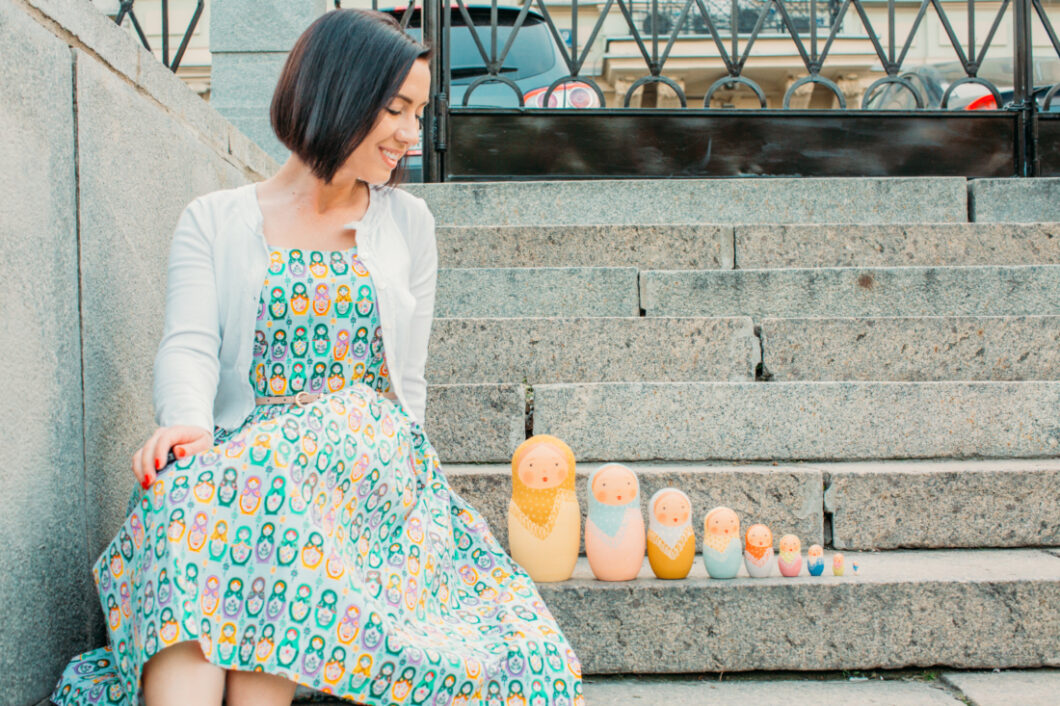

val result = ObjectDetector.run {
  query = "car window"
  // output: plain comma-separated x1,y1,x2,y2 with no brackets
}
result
398,11,558,84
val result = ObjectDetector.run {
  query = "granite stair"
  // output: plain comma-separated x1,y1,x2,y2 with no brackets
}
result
406,177,1060,676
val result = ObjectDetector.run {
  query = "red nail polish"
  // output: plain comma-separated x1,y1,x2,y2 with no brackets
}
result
154,458,161,471
141,477,150,490
176,448,186,459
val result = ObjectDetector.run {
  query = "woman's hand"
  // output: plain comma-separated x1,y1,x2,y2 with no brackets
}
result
133,426,211,490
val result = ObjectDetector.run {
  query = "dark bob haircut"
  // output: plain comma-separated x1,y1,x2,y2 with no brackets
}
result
270,9,430,185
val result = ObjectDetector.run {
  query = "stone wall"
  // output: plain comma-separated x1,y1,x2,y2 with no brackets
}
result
0,1,275,702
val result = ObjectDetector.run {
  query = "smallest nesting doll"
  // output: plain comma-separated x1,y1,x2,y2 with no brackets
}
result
807,544,825,576
585,464,645,581
743,524,774,578
832,552,845,576
647,488,695,580
777,534,802,577
702,506,742,579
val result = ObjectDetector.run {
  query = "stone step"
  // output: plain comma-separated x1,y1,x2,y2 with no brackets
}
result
760,315,1060,382
436,267,639,317
579,674,971,705
736,223,1060,269
405,178,968,226
641,265,1060,318
446,463,825,554
970,177,1060,223
427,317,758,384
437,224,734,269
424,384,525,463
537,549,1060,674
531,381,1060,462
445,460,1060,553
820,459,1060,550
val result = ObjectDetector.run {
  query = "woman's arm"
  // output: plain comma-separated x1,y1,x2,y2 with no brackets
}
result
133,199,219,486
402,205,437,423
152,198,221,431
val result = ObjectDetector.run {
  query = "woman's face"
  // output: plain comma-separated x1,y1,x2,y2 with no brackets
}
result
343,57,431,185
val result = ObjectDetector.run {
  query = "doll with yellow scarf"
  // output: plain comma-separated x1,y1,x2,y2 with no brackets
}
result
508,435,580,582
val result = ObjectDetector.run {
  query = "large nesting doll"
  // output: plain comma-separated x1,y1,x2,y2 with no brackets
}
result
585,464,645,581
743,523,774,578
507,435,580,583
646,488,695,580
702,506,742,579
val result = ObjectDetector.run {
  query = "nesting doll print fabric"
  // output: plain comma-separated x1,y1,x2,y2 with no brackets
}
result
507,435,580,583
53,247,583,706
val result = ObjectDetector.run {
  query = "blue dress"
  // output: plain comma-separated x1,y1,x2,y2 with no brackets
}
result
53,245,583,706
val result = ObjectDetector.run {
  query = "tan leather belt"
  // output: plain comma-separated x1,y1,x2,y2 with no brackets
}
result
255,391,321,407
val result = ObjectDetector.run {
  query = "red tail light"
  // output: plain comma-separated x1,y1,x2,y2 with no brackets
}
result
965,94,998,110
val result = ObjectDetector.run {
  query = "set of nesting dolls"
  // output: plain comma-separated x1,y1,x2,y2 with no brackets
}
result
508,436,850,582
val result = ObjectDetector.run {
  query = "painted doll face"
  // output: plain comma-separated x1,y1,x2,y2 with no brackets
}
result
591,464,637,505
779,534,801,554
652,491,689,526
808,544,823,559
516,443,568,489
705,507,739,538
833,553,844,568
745,524,772,549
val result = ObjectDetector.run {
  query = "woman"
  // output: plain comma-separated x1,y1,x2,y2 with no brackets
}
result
53,10,582,706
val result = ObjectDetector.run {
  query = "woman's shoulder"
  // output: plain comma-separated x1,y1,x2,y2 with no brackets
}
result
374,186,435,240
178,183,260,243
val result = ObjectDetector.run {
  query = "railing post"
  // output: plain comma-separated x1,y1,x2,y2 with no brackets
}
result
423,0,447,183
1012,0,1038,176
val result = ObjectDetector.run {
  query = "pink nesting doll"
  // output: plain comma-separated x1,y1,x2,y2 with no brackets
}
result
777,534,802,577
585,464,645,581
743,523,774,578
832,552,845,576
507,435,580,583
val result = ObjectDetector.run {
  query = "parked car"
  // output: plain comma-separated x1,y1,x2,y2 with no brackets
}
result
385,5,599,180
864,58,1060,112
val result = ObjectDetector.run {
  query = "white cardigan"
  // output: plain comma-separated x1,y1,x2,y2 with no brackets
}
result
153,182,437,432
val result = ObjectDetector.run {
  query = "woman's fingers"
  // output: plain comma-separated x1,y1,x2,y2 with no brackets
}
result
174,428,212,458
131,446,146,487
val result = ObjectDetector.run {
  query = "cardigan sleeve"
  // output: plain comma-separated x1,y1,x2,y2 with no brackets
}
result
152,198,221,432
401,203,437,424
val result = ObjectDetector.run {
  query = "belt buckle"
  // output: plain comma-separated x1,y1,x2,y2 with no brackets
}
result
294,391,315,407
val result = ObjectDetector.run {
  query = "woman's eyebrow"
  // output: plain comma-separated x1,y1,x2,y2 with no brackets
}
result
394,93,429,107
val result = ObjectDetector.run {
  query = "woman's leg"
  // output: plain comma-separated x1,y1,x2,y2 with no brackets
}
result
225,670,297,706
142,641,225,706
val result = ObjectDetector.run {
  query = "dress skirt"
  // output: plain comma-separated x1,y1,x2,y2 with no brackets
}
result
52,385,584,705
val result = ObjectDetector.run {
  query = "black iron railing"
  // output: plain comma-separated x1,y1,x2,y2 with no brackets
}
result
111,0,204,72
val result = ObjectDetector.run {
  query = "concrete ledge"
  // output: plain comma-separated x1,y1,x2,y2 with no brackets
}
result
23,0,277,178
427,317,758,384
970,178,1060,222
436,268,640,317
437,224,734,269
425,384,525,463
736,223,1060,269
821,459,1060,549
941,669,1060,706
532,382,1060,461
760,316,1060,382
538,549,1060,673
581,677,965,705
406,178,968,226
642,266,1060,318
445,463,824,554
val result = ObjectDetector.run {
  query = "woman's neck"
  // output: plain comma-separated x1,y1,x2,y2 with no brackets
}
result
268,155,370,221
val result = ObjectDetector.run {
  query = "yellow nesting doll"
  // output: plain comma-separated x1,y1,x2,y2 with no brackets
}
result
646,488,695,579
507,435,580,583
